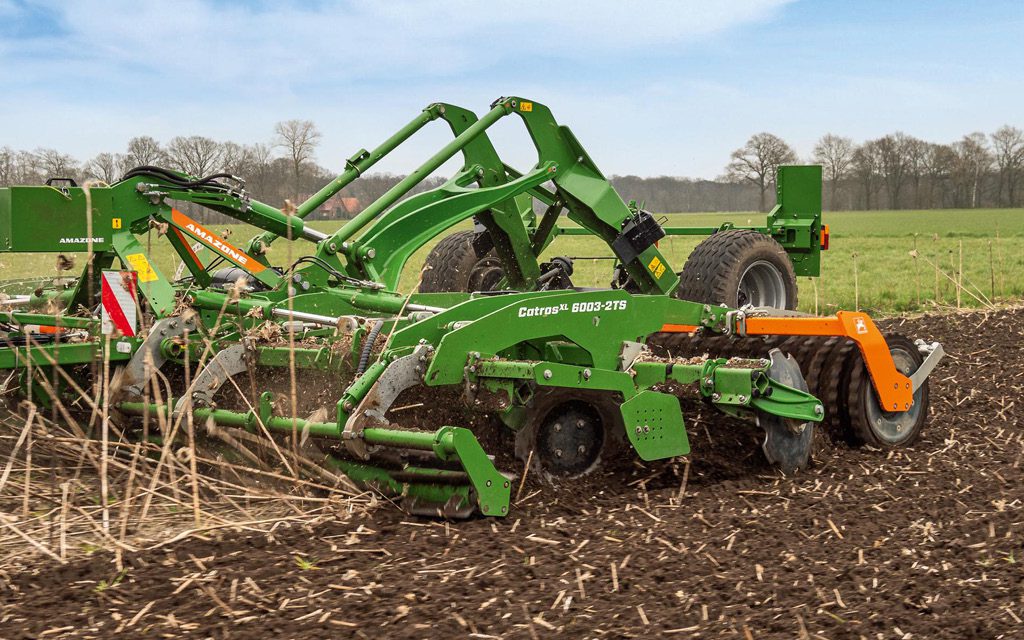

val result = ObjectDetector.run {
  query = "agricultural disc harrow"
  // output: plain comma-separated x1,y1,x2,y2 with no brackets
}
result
0,97,943,517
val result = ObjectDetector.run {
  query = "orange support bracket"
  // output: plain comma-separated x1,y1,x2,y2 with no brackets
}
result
659,311,915,411
745,312,913,411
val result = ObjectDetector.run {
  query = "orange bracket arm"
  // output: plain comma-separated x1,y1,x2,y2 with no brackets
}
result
658,311,915,411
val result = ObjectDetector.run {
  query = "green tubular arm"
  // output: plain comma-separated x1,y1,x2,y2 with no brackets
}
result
246,104,445,254
323,101,513,252
348,163,557,290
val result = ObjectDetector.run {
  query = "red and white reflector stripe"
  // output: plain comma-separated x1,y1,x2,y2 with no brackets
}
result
101,271,138,337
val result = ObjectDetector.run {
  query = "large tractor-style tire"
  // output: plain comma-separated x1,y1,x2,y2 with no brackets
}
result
417,231,480,293
675,229,798,310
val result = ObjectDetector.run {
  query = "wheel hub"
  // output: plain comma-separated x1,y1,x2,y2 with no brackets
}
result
738,260,788,308
862,347,924,443
535,403,604,476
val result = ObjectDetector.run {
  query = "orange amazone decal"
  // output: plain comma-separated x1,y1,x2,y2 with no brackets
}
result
171,226,203,268
743,312,913,411
170,209,266,274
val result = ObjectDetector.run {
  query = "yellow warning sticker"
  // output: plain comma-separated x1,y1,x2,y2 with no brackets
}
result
124,253,159,282
520,101,533,112
648,256,666,279
112,217,122,229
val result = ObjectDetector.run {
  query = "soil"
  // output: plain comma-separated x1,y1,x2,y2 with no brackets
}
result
3,308,1024,639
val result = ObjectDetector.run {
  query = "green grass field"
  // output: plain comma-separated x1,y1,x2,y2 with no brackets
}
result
2,208,1022,314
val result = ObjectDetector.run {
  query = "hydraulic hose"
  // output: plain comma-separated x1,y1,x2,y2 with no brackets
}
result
356,320,385,376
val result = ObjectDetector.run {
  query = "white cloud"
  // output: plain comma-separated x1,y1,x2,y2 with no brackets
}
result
4,0,792,88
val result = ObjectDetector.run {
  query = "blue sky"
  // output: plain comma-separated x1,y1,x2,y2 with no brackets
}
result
1,0,1022,178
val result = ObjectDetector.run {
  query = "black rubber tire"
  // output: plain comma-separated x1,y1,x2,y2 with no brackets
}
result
675,229,798,310
846,334,929,448
417,231,480,293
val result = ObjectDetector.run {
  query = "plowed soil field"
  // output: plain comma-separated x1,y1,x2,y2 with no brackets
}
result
2,308,1023,639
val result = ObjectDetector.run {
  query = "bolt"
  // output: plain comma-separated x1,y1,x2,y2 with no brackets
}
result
905,402,910,410
703,304,711,312
328,242,338,253
576,419,585,429
643,425,650,433
635,426,642,434
343,401,354,411
469,365,476,373
582,368,592,380
578,445,586,454
704,378,714,386
485,480,492,487
894,383,898,389
553,423,562,432
738,395,748,404
543,369,553,379
555,449,563,458
504,481,510,488
712,392,721,401
814,404,824,416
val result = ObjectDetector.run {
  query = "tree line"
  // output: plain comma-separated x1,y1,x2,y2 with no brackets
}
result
1,121,1021,216
721,127,1024,212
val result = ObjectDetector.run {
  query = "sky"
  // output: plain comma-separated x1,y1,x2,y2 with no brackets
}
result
1,0,1022,179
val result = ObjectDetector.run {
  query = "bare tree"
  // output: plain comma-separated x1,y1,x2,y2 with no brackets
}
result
851,141,881,210
875,132,916,209
274,119,322,201
991,125,1024,206
34,148,78,180
166,136,223,179
125,136,165,168
245,142,275,199
951,133,991,208
904,137,929,208
724,133,797,211
219,142,253,176
84,152,125,184
920,143,956,208
812,134,854,210
0,147,14,186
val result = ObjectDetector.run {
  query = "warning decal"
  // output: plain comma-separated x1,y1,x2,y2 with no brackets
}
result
647,256,666,279
101,271,138,337
124,253,159,282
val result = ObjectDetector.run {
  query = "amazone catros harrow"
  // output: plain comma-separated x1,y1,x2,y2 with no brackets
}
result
0,97,943,517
